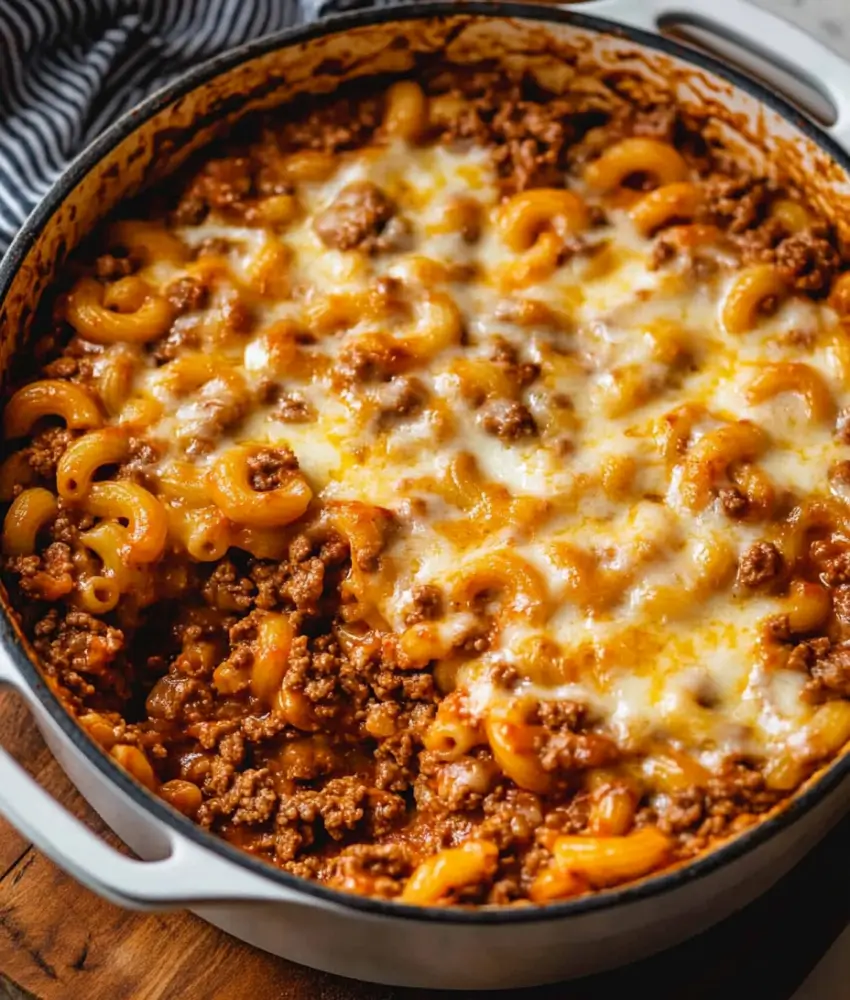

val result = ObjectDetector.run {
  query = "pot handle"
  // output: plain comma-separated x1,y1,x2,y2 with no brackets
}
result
0,656,309,911
573,0,850,150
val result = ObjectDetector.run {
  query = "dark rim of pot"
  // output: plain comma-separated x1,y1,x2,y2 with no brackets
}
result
1,1,849,925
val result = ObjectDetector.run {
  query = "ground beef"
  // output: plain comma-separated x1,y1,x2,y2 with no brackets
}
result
30,609,128,710
774,230,841,294
282,633,329,697
737,541,783,589
792,638,850,699
46,506,93,547
95,252,137,280
786,636,830,673
313,181,396,252
252,161,294,198
145,672,213,723
701,176,769,233
176,156,254,224
336,338,410,384
734,217,787,266
41,356,84,381
220,293,254,336
833,586,850,628
289,629,434,721
247,531,350,614
203,561,256,612
541,791,595,837
436,80,584,190
764,613,792,643
660,788,704,835
718,486,750,520
275,391,316,423
199,767,278,826
5,542,73,600
373,729,421,793
538,730,619,773
478,399,537,441
285,558,327,613
208,730,248,775
285,632,372,714
24,426,74,481
529,700,620,773
290,527,351,570
166,276,209,314
812,543,850,586
534,700,585,731
480,787,544,850
491,662,520,691
810,649,850,698
189,719,241,754
33,609,124,674
490,338,540,390
487,98,576,190
118,437,166,489
374,375,427,426
272,93,382,154
649,228,725,278
331,843,413,898
241,712,290,743
729,207,840,294
404,584,444,625
246,446,300,491
656,760,780,848
276,776,404,844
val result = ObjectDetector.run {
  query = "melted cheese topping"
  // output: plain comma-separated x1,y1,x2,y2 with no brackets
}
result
105,138,846,776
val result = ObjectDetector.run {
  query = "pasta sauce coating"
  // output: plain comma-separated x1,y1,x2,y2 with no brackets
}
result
3,67,850,907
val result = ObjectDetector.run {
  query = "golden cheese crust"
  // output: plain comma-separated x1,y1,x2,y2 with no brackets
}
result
3,67,850,906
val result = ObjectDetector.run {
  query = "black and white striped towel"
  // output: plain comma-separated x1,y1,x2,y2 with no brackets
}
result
0,0,387,254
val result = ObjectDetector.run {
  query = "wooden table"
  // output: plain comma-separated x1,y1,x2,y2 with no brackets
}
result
0,689,847,1000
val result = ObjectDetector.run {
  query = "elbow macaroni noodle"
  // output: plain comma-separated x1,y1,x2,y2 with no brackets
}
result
583,137,689,192
66,275,174,344
207,444,313,528
722,264,788,334
4,380,103,438
2,74,850,907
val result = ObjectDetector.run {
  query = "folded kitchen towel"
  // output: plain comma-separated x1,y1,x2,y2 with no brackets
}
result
0,0,384,254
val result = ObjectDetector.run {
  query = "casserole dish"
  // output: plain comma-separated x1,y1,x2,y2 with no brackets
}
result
1,0,850,988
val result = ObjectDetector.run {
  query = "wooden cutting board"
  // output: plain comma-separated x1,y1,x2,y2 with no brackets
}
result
0,688,847,1000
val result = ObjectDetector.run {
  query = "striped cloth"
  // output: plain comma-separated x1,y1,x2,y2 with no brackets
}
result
0,0,382,254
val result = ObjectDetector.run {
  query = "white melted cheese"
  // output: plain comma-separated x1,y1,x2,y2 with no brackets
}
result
122,138,848,773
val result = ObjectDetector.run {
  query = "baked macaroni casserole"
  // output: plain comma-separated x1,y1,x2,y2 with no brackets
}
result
4,67,850,906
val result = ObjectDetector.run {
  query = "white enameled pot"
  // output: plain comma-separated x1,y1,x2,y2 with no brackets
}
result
1,1,850,989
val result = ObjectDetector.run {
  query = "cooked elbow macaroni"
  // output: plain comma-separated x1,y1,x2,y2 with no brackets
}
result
2,68,849,908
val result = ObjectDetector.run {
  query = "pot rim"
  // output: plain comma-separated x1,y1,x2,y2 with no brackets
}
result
1,0,849,925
